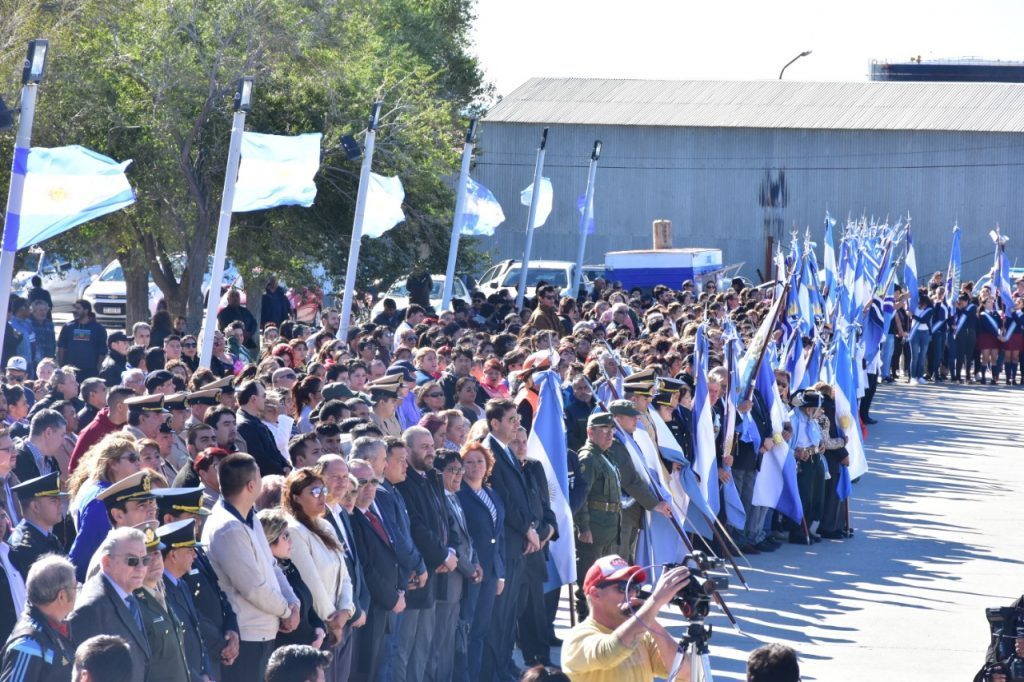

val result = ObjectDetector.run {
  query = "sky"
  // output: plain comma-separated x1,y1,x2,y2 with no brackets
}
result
471,0,1024,98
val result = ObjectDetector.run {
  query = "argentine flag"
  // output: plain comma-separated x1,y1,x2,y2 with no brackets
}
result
520,177,553,228
5,145,135,250
904,227,919,313
526,370,576,588
461,177,505,236
692,326,718,505
232,132,321,212
362,173,407,238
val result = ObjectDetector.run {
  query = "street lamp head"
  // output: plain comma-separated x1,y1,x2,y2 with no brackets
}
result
466,118,478,144
368,102,382,132
234,77,254,112
540,127,549,150
592,140,602,161
22,39,48,85
800,50,812,58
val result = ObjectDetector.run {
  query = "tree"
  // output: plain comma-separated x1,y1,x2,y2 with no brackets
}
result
0,0,491,331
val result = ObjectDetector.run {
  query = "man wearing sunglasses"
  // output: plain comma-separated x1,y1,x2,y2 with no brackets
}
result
68,526,153,681
99,331,131,388
561,554,692,682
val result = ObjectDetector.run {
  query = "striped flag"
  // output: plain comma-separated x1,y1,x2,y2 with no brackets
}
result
525,370,575,587
232,132,321,212
692,325,718,505
904,227,919,313
5,145,135,250
945,225,961,306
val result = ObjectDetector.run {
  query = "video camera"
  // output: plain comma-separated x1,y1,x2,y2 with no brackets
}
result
663,551,730,620
979,605,1024,682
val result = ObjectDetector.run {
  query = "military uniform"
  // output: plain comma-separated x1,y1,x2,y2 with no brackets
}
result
135,586,190,682
0,606,75,682
8,473,69,580
160,518,215,682
573,413,623,618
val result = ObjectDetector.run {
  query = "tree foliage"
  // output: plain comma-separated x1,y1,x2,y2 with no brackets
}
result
0,0,491,327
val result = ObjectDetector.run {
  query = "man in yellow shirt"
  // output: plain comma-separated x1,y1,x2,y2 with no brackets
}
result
561,554,692,682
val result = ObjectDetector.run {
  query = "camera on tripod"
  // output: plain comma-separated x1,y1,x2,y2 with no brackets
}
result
663,551,730,620
981,605,1024,681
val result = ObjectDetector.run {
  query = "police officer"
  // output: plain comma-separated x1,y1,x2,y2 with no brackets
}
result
573,412,622,620
607,399,671,563
156,487,240,678
160,518,215,682
8,472,67,580
0,555,77,682
133,522,190,682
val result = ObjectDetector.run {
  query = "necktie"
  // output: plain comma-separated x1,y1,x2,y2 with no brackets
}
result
126,595,145,632
364,510,391,545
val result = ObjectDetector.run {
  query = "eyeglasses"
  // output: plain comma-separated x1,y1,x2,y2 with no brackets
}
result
307,486,326,498
444,466,465,475
598,580,641,595
356,478,382,487
182,342,197,348
425,392,444,398
120,554,153,567
117,452,140,463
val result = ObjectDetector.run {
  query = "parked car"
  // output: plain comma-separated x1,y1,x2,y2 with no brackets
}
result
369,275,472,318
477,259,579,299
973,267,1024,295
83,256,243,328
12,247,102,310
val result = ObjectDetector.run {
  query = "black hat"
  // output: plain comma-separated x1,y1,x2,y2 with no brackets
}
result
791,389,823,409
98,471,156,508
108,331,130,346
11,471,69,500
385,364,415,382
145,370,175,394
154,486,211,517
157,518,203,550
159,420,174,434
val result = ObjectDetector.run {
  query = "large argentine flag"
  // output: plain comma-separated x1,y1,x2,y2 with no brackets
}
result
4,145,135,250
692,326,717,505
232,132,321,212
520,177,553,228
904,227,919,313
834,328,868,479
461,177,505,236
526,370,575,587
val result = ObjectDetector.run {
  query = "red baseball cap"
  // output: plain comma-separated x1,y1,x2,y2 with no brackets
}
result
582,554,647,593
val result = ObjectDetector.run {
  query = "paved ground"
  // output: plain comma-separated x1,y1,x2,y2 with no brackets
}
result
550,380,1024,680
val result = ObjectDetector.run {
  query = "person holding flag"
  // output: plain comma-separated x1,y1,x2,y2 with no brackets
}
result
813,383,854,539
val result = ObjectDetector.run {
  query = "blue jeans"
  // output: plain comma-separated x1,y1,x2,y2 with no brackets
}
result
881,335,895,379
910,331,931,379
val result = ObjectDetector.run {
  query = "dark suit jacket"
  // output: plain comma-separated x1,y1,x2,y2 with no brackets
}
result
182,548,238,662
350,508,403,613
13,443,58,484
67,573,152,681
522,458,559,581
164,573,212,681
376,482,425,580
324,506,370,620
0,558,19,647
457,484,506,582
396,469,450,608
485,434,538,570
235,409,290,476
438,492,477,604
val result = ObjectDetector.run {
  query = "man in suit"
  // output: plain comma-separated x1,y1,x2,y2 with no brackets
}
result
156,487,240,679
349,458,406,682
315,455,368,681
12,409,64,484
8,472,67,580
395,426,458,682
67,526,153,681
160,518,215,682
482,398,541,682
0,554,76,681
234,380,291,477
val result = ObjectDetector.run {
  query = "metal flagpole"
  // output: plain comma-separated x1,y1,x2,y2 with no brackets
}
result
198,77,253,368
337,102,383,343
515,127,548,311
571,140,601,297
440,118,477,311
0,40,48,358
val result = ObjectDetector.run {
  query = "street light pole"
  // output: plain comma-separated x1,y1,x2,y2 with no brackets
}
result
779,50,812,79
0,39,48,359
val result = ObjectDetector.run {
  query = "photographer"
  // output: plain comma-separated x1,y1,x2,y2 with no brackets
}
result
561,554,691,682
977,596,1024,682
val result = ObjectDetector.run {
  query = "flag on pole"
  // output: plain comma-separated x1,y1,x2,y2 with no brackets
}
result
460,177,505,236
823,213,837,298
990,230,1014,312
576,192,595,234
692,325,717,505
520,177,552,228
904,227,919,313
232,132,321,212
527,370,576,588
362,173,406,238
945,225,961,306
6,145,135,250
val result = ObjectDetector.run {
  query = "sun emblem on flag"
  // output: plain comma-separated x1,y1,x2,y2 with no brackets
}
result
48,186,68,202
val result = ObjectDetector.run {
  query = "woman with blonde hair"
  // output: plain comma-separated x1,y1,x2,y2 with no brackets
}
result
65,432,141,582
281,468,354,680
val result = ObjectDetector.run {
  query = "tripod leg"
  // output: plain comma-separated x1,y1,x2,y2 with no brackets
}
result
699,653,716,682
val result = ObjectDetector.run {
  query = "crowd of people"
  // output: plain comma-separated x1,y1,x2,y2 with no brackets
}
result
4,262,975,682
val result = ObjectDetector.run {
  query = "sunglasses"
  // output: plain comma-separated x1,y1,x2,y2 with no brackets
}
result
117,452,140,463
598,580,641,595
307,486,326,498
121,554,153,567
356,478,382,487
425,392,444,398
182,342,197,348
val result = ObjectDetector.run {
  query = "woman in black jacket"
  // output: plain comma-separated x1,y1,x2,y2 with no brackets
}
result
257,508,327,650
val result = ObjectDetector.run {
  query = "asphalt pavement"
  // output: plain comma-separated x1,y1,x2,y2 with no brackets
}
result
548,379,1024,680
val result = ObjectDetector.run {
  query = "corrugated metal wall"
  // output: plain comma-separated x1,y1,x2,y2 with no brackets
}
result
473,122,1024,283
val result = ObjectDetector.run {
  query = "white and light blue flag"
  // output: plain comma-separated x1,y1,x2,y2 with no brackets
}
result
576,192,595,235
362,173,406,238
527,370,576,589
4,145,135,251
232,132,321,212
904,227,919,313
945,225,961,306
520,177,552,228
460,177,505,236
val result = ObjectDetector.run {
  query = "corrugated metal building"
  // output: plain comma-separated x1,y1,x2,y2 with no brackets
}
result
475,78,1024,280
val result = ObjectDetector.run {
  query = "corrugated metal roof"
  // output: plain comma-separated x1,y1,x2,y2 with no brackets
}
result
483,78,1024,132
